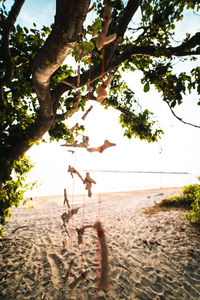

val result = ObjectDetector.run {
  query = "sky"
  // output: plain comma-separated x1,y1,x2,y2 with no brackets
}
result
6,0,200,196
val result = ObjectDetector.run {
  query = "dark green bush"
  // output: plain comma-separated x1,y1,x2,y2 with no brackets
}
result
0,156,36,237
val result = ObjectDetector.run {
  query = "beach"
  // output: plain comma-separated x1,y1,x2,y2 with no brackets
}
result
0,187,200,300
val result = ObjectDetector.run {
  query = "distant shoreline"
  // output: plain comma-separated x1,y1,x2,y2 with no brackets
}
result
84,169,190,174
26,186,184,202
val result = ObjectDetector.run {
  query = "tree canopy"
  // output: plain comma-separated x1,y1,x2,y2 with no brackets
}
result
0,0,200,233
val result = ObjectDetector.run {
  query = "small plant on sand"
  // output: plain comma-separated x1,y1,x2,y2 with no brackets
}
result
184,184,200,225
146,184,200,225
168,184,200,206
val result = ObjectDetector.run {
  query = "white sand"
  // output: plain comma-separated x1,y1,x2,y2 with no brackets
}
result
0,187,200,299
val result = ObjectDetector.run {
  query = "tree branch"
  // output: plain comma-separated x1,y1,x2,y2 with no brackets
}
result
170,32,200,54
166,101,200,129
104,0,141,66
54,35,200,104
32,0,91,118
116,0,141,38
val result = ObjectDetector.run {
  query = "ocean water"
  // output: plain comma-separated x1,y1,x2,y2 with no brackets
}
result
83,170,198,194
27,170,199,197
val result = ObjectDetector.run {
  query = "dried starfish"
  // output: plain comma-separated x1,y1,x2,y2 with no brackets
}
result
87,139,116,153
76,224,94,245
61,207,79,228
68,165,84,182
83,172,96,197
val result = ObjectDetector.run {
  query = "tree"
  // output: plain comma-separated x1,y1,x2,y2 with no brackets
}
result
0,0,200,234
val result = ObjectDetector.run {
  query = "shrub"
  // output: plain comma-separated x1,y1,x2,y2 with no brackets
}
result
185,185,200,225
162,184,200,225
0,156,36,237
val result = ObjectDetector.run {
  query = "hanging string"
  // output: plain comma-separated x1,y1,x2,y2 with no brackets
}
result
79,41,93,300
69,76,77,289
101,39,105,105
96,2,106,297
80,193,85,299
88,41,92,101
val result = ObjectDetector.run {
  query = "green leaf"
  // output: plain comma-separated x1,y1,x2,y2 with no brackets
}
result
81,41,94,52
90,18,102,33
144,82,150,93
24,27,29,33
28,205,34,209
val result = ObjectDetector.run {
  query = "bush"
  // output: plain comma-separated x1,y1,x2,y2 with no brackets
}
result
185,185,200,225
160,184,200,225
0,156,36,237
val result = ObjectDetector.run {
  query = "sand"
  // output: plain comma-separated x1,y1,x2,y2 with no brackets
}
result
0,187,200,300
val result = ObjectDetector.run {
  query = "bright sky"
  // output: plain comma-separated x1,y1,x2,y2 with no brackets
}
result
11,0,200,196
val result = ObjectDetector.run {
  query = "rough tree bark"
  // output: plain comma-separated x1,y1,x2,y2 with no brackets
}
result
9,0,91,161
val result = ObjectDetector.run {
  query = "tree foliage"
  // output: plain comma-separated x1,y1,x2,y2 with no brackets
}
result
0,0,200,234
0,156,36,236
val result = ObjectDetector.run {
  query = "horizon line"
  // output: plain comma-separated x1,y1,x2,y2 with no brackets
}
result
83,170,190,175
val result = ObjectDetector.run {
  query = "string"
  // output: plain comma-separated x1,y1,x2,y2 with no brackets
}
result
95,193,102,300
96,1,106,297
80,193,85,299
80,41,93,300
70,175,75,258
101,40,105,105
95,237,100,300
69,76,76,291
88,41,92,101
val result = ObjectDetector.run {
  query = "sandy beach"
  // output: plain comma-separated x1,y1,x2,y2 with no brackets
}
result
0,187,200,300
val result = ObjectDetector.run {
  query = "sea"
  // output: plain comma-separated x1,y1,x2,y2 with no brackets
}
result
27,169,199,197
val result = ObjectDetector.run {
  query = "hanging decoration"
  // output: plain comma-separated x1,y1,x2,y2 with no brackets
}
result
81,105,93,120
61,208,79,228
96,74,114,102
74,222,109,289
62,137,116,153
61,135,89,148
76,224,94,245
69,123,79,134
68,165,84,182
59,1,118,295
83,172,96,197
87,139,116,153
63,188,70,208
94,221,109,290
